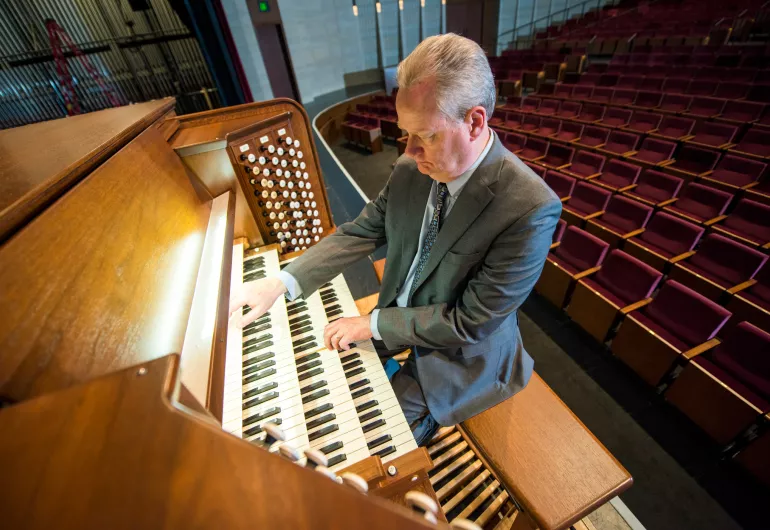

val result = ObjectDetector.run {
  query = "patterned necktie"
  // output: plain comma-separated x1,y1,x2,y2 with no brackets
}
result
408,182,449,303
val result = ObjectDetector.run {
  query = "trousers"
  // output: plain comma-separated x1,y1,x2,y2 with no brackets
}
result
372,340,441,447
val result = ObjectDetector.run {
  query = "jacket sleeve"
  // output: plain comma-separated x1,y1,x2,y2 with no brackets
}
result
282,177,390,297
375,198,562,349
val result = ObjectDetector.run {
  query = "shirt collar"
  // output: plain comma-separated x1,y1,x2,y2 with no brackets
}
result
445,128,495,198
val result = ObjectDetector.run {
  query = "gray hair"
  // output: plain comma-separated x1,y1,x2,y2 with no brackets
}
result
396,33,496,123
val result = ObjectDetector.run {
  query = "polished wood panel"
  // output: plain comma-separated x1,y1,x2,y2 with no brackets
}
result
0,355,438,530
315,91,385,145
461,373,632,530
0,125,212,403
611,315,682,386
0,99,175,242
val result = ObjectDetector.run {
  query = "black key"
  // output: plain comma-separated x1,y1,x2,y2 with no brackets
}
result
373,445,397,458
291,324,313,337
243,263,265,272
319,440,342,454
243,390,279,409
327,454,347,467
243,272,266,282
286,305,307,317
243,418,281,437
321,296,338,305
293,335,316,347
358,409,381,423
345,367,365,379
362,418,386,433
243,341,273,355
308,424,338,441
321,282,333,288
327,308,344,318
351,387,373,400
349,378,370,390
305,403,333,419
319,293,336,302
296,352,320,366
288,314,311,327
243,406,280,427
243,352,274,366
301,388,330,404
324,304,342,313
243,359,275,376
306,413,335,430
243,367,276,384
367,434,392,450
339,352,360,364
296,359,322,374
341,359,363,371
319,287,335,294
300,380,327,395
356,400,378,413
243,334,272,348
244,315,271,331
243,322,271,336
243,381,277,399
295,341,318,354
243,306,251,314
298,367,323,381
289,320,313,333
286,300,307,310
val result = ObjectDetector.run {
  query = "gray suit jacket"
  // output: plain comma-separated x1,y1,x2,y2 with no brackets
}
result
284,134,562,425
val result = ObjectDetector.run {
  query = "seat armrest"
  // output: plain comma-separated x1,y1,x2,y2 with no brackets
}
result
704,214,728,227
618,184,637,193
727,278,757,295
622,228,646,239
574,265,601,280
669,250,696,264
658,197,678,207
682,338,721,360
583,210,605,221
620,297,653,315
622,150,639,158
549,241,561,250
584,172,602,180
743,181,760,191
555,163,572,170
657,159,675,167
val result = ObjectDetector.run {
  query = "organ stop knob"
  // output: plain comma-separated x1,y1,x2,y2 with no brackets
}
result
405,490,439,524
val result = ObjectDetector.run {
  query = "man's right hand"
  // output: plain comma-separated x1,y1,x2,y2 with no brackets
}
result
228,277,288,329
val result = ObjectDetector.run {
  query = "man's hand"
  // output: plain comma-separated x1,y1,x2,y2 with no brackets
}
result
323,315,373,351
228,277,288,329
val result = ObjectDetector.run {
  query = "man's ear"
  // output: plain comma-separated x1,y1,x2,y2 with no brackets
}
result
466,106,487,140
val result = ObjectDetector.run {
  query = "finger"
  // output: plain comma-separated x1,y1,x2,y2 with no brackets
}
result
324,321,340,350
331,331,342,352
229,291,248,317
237,305,263,329
339,335,351,351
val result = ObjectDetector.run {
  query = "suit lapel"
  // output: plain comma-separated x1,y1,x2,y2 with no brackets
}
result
395,174,432,292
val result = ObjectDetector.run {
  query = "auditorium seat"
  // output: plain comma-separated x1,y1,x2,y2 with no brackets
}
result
590,159,642,192
684,96,726,119
554,83,573,99
661,78,690,94
630,90,663,110
658,93,693,114
518,114,541,132
525,161,546,178
625,137,677,167
535,225,610,309
611,88,638,106
502,111,525,131
544,170,577,201
623,169,684,208
652,116,696,141
536,98,560,116
618,75,644,89
730,127,770,160
574,125,609,149
611,280,732,386
522,97,541,113
664,145,721,180
688,79,718,97
578,73,601,86
669,233,768,302
567,249,663,343
561,182,613,227
586,195,654,247
718,100,766,126
554,100,582,119
714,81,751,100
624,111,662,134
588,87,614,104
625,211,704,272
700,155,768,194
665,322,770,445
489,110,506,128
574,104,606,124
562,151,606,180
596,130,640,157
687,121,739,149
712,199,770,249
518,136,550,162
725,263,770,334
639,77,664,92
734,416,770,487
572,85,594,101
552,121,584,142
663,182,734,225
536,117,562,138
552,218,567,247
503,132,527,153
597,107,632,128
540,143,575,170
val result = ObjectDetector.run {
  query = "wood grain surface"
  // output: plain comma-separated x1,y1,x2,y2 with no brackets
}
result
0,124,211,403
0,99,175,242
0,355,442,530
461,373,632,530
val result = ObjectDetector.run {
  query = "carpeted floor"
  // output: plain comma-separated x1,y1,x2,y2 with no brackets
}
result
329,137,770,530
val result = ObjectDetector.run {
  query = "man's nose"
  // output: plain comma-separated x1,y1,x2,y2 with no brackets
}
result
405,135,421,158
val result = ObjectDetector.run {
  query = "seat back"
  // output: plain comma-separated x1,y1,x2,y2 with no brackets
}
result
689,234,768,286
567,182,612,213
504,132,527,152
522,97,541,112
570,151,606,177
712,155,767,187
688,96,727,116
578,73,601,86
539,99,560,114
522,136,549,157
640,211,704,256
603,131,640,154
601,107,631,126
553,218,567,243
544,170,576,199
735,127,770,156
612,89,638,105
688,80,718,96
618,75,644,89
595,249,663,305
656,116,695,139
544,143,575,165
659,93,692,112
635,90,663,108
661,78,690,94
635,170,684,202
602,195,653,233
539,118,562,135
645,280,732,347
580,126,610,147
677,182,734,217
714,82,750,100
591,87,614,102
555,84,573,98
691,121,739,147
601,159,642,187
724,199,770,242
711,322,770,400
578,104,605,121
554,225,610,271
721,101,765,122
558,101,582,116
627,111,662,132
573,85,594,99
634,138,676,163
670,145,720,173
559,121,584,139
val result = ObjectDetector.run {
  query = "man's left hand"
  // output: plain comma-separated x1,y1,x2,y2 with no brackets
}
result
323,315,373,351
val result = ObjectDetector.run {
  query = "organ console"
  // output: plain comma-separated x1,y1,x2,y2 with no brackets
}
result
0,96,631,530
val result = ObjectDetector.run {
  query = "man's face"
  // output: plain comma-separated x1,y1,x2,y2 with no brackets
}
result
396,80,475,183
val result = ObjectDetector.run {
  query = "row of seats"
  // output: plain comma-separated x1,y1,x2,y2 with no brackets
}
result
341,113,383,154
575,68,769,87
607,50,770,69
352,104,401,140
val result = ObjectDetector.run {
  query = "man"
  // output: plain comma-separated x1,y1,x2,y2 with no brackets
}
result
229,33,562,446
